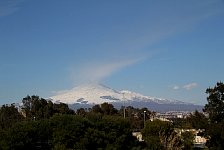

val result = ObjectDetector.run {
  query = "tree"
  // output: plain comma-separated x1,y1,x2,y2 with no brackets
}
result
181,131,194,150
206,121,224,150
159,124,182,150
0,104,23,129
0,98,147,149
21,95,32,119
142,120,181,150
100,102,118,115
2,119,52,149
22,95,74,120
186,110,208,130
91,104,102,114
53,102,74,115
203,82,224,149
76,108,86,116
204,82,224,123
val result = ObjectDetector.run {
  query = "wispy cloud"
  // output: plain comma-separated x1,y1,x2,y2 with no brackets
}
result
172,85,180,90
183,83,198,90
0,0,25,17
65,0,222,89
171,83,198,91
70,57,144,84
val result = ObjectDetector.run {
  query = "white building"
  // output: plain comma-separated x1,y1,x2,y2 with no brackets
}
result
193,136,207,148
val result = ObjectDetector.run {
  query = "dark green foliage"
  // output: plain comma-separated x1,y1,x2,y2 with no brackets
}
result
186,110,208,130
206,120,224,150
74,116,137,149
100,102,118,115
0,104,142,149
76,107,87,116
91,104,102,113
203,82,224,149
0,120,51,150
181,131,194,150
53,102,74,115
119,106,151,130
21,95,74,120
50,115,91,149
142,120,163,149
0,128,9,149
0,95,152,149
0,104,23,129
142,120,181,150
204,82,224,123
171,118,190,129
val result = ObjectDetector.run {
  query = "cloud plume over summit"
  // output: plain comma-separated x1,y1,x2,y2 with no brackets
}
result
70,57,144,84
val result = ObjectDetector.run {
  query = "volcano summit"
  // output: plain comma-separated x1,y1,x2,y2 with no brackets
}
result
50,84,203,112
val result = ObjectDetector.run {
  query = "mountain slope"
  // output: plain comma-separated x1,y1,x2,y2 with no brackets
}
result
50,84,123,104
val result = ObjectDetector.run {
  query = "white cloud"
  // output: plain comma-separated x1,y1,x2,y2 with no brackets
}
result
183,83,198,90
173,85,180,90
171,83,198,90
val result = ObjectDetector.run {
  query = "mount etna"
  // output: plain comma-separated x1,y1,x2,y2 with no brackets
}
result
50,84,203,112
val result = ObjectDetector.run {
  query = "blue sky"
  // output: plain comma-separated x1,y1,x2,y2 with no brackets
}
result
0,0,224,105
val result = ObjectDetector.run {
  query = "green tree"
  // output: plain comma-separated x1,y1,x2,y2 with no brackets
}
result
100,102,118,115
204,82,224,149
206,121,224,150
53,102,74,115
76,108,87,116
159,124,181,150
91,104,102,114
181,131,194,150
0,104,23,129
4,120,51,149
142,120,181,150
121,106,152,130
21,95,32,119
0,126,9,149
204,82,224,123
186,110,208,130
22,95,74,120
0,100,146,149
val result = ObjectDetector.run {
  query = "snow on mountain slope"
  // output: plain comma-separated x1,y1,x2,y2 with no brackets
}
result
50,84,188,105
50,84,123,104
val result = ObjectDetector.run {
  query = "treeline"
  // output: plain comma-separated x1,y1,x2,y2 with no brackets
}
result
0,82,223,149
0,96,202,150
0,95,150,149
0,114,142,149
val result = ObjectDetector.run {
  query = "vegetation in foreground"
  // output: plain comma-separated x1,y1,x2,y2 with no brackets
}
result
0,82,223,149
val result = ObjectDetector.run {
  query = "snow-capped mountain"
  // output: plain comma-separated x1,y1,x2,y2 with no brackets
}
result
49,84,203,112
50,84,122,105
50,83,187,105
